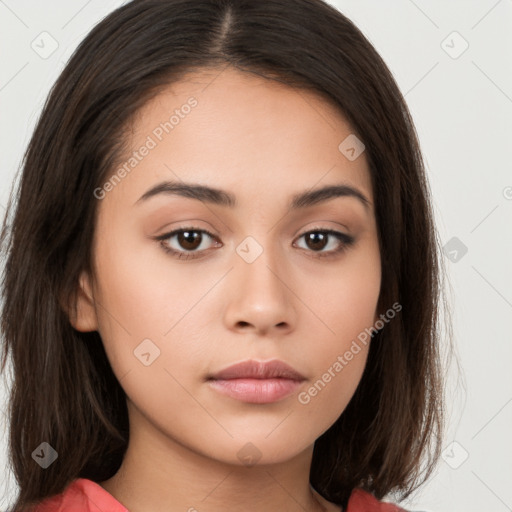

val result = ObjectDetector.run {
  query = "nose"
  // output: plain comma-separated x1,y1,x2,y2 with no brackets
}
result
222,238,297,336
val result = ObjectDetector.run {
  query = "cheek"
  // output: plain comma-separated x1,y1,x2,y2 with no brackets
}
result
301,235,381,350
93,213,211,331
294,243,380,417
90,249,211,440
295,268,378,428
90,227,205,379
296,343,369,433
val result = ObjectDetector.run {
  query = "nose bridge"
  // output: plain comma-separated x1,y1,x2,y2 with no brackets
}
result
222,229,296,332
232,200,282,266
234,231,286,295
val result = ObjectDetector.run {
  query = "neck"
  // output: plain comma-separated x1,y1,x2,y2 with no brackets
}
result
99,406,332,512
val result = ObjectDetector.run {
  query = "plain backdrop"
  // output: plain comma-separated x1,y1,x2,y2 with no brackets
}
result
0,1,511,511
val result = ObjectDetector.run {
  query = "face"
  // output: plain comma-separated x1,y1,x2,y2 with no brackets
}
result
73,66,381,467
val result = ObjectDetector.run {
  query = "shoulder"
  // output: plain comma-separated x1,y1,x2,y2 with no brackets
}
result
346,488,409,512
30,478,128,512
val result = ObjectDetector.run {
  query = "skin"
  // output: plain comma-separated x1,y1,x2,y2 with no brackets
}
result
70,66,381,512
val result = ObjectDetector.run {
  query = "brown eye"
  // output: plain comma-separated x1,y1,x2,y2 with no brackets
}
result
175,230,203,251
295,229,355,258
155,227,220,260
303,232,329,251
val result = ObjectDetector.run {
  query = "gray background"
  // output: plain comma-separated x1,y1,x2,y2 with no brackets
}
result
1,1,511,511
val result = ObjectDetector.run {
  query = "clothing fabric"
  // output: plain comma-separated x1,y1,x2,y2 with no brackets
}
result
31,478,128,512
30,478,407,511
346,488,407,511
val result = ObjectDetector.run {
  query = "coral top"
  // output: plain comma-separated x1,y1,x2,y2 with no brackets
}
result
31,478,407,511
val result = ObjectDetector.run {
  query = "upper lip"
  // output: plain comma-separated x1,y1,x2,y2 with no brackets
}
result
208,359,306,381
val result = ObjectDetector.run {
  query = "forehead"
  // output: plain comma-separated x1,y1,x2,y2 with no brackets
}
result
103,66,373,212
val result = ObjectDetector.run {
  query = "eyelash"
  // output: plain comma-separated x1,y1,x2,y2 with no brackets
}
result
154,226,355,261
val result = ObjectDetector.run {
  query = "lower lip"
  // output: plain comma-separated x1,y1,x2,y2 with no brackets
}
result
208,378,303,403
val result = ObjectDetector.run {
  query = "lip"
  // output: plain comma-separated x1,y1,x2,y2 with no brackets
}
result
207,359,306,404
208,359,306,381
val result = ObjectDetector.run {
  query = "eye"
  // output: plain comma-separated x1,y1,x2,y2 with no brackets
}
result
154,226,355,260
294,228,355,259
154,227,220,260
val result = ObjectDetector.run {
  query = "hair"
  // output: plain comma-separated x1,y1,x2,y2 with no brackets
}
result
0,0,451,510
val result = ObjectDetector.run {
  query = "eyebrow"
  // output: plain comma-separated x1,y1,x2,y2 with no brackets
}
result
134,180,371,211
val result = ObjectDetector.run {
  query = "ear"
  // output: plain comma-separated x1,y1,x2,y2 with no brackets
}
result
66,270,99,332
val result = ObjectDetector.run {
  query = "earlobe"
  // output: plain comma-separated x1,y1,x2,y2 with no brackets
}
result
67,270,99,332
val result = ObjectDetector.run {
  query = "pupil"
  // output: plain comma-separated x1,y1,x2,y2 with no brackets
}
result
180,231,200,250
308,232,327,250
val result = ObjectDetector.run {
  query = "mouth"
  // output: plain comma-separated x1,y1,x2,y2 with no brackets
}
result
206,359,306,404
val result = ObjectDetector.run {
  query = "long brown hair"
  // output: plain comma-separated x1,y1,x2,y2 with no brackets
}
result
0,0,450,509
